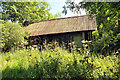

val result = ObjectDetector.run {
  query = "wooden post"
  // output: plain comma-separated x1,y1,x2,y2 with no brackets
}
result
87,32,89,40
82,32,85,40
90,31,92,40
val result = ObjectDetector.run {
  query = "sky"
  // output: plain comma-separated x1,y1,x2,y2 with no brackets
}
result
46,0,86,18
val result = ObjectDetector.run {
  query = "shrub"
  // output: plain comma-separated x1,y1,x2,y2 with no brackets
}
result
2,48,120,79
1,21,25,52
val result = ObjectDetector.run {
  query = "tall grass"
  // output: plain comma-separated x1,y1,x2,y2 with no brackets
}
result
2,46,120,79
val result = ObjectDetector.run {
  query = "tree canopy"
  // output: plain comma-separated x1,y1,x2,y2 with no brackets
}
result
64,1,120,54
1,2,61,25
0,1,62,52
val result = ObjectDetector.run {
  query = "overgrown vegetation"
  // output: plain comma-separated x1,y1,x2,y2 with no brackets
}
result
2,45,120,79
1,1,120,79
1,21,26,52
64,2,120,55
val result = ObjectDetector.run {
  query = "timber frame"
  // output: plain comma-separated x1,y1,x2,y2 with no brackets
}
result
25,15,97,49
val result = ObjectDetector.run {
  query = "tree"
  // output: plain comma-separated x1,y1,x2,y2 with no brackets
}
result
1,2,56,25
64,1,120,54
54,12,62,19
1,20,25,52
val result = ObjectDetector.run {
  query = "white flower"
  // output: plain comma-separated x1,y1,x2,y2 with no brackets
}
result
78,48,81,50
85,44,88,47
116,51,119,54
89,41,92,43
31,47,34,50
85,40,88,42
82,40,85,43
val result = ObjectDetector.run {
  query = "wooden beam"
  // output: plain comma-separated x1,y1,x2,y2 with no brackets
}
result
82,32,85,40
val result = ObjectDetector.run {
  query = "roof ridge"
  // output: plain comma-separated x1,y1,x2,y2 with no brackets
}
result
25,15,97,36
31,15,89,24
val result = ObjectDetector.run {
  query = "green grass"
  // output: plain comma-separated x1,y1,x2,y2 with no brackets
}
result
1,47,120,79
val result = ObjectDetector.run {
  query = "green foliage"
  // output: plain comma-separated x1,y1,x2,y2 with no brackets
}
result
1,21,25,51
2,47,120,79
54,12,62,19
1,2,58,24
91,3,120,54
64,2,120,54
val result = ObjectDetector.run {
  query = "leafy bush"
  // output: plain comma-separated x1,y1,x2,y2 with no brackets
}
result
2,48,120,79
65,2,120,55
90,3,120,54
1,21,25,52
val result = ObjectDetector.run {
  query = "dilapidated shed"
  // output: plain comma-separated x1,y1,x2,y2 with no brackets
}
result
25,15,97,48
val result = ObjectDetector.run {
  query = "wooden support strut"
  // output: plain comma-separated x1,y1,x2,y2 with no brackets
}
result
82,32,85,40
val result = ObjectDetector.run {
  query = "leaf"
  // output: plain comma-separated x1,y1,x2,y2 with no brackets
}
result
107,17,110,21
11,5,17,13
99,23,103,29
2,2,56,25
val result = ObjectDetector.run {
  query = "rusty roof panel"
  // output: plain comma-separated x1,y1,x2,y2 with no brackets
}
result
24,15,97,36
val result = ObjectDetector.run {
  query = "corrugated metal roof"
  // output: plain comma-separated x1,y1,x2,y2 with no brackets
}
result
24,15,97,36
